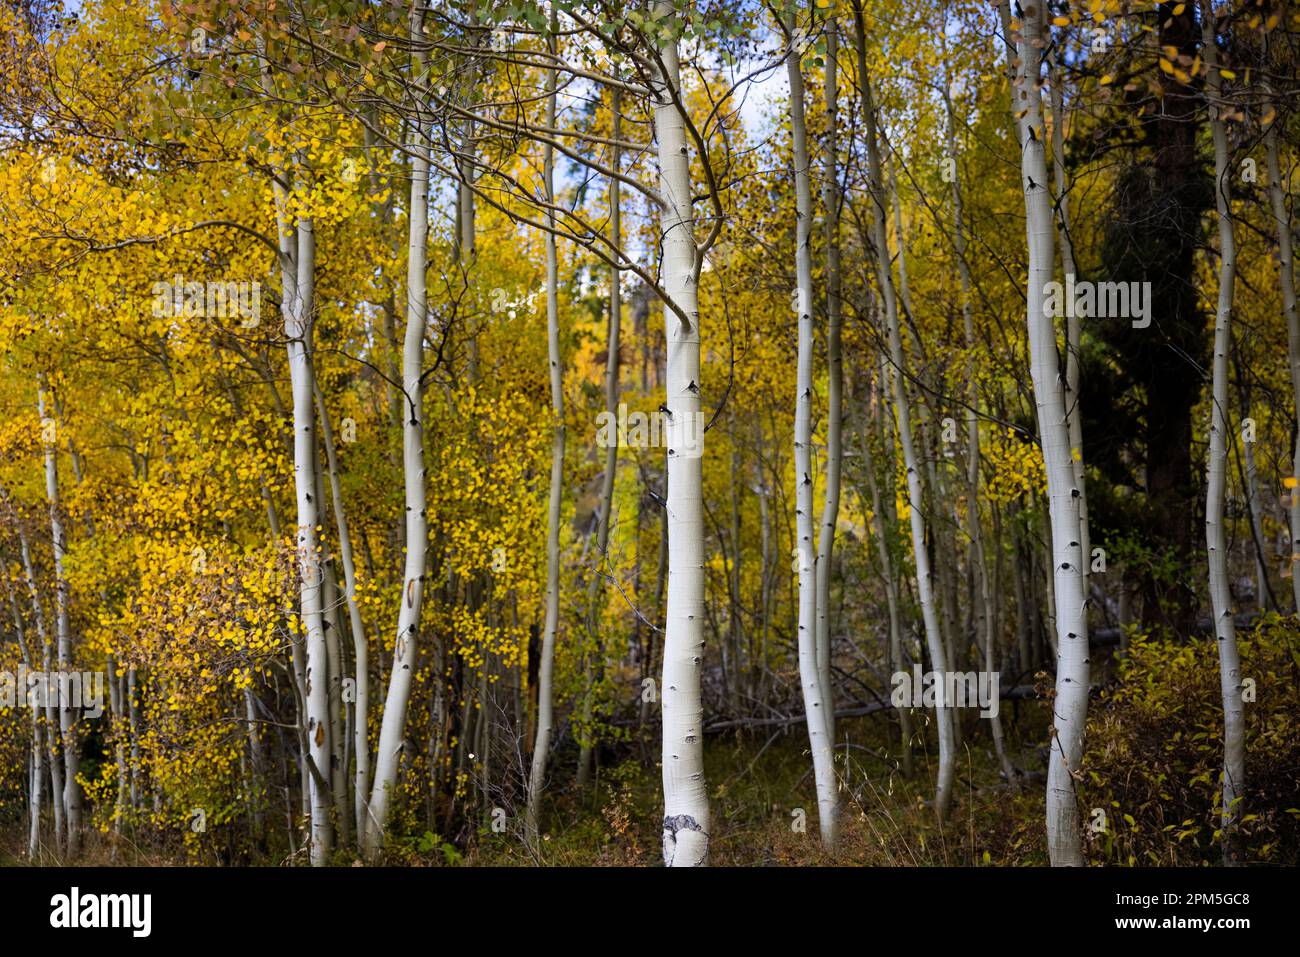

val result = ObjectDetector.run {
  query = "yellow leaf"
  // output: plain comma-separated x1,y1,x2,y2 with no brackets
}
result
1159,58,1174,75
1052,16,1070,26
1100,74,1114,85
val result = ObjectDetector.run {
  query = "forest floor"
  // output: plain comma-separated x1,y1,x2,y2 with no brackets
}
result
0,706,1054,867
6,617,1297,867
459,709,1054,867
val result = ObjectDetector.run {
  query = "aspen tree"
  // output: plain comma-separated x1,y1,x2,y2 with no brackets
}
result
250,23,333,862
857,367,911,776
316,384,369,844
365,0,433,855
1264,86,1300,611
16,518,63,854
578,87,624,789
313,455,349,846
525,6,564,849
941,33,1015,786
787,4,837,849
652,0,709,867
1200,0,1244,863
815,16,844,749
853,1,953,821
37,378,80,855
284,213,332,864
1049,47,1091,643
888,161,962,702
2,559,42,857
1008,0,1089,866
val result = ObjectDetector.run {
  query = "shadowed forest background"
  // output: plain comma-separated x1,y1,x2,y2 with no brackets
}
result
1,0,1298,867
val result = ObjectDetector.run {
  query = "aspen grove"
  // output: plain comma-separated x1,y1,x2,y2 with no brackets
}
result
1,0,1299,868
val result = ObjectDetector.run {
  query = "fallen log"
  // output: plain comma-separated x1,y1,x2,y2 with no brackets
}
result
702,682,1087,733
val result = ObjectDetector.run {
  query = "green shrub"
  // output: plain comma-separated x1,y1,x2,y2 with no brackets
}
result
1082,613,1300,864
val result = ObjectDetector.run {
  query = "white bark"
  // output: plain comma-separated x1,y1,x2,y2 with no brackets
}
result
3,564,42,857
18,521,63,852
284,213,332,864
1264,95,1300,612
858,368,910,776
254,27,332,861
364,0,432,856
127,666,140,809
854,11,953,819
578,87,625,789
1201,0,1243,862
108,654,127,845
311,408,350,845
1050,59,1091,636
38,378,80,855
943,47,1015,786
315,385,370,844
815,20,844,751
525,10,564,847
1009,0,1088,866
30,680,44,857
315,463,349,846
242,685,265,837
890,153,961,739
788,10,837,849
653,0,709,867
1237,371,1267,605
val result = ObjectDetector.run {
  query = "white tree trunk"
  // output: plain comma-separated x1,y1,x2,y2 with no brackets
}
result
1010,0,1089,866
364,0,431,856
38,378,81,855
578,87,625,789
525,11,564,847
1050,60,1091,635
1237,374,1267,606
858,366,911,776
1264,98,1300,612
282,213,333,865
1201,0,1243,863
943,48,1016,787
787,11,838,849
653,0,709,867
854,15,954,819
815,20,844,751
315,385,370,844
17,522,63,852
254,27,333,861
3,565,43,857
29,687,44,857
314,454,349,846
886,103,964,756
